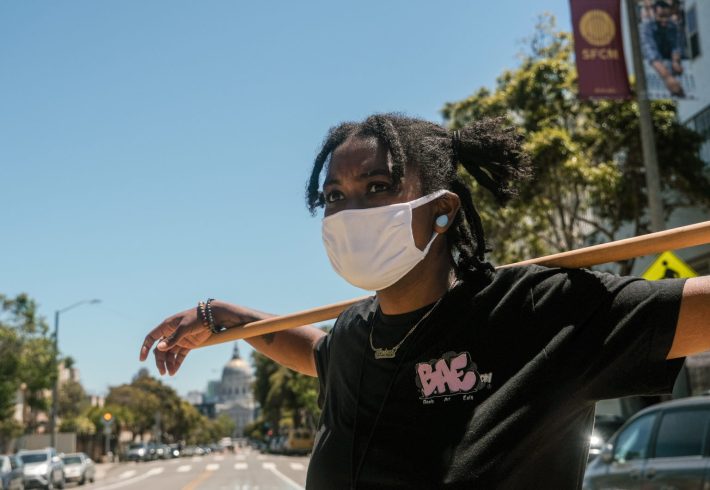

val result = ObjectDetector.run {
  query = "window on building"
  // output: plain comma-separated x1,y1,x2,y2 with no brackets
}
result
689,105,710,166
686,4,701,59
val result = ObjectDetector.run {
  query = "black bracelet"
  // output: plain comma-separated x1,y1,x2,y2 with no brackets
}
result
205,298,225,334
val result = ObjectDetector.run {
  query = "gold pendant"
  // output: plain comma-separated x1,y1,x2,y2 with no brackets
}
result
374,348,396,359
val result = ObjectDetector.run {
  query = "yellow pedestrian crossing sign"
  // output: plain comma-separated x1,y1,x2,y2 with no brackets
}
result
642,251,698,280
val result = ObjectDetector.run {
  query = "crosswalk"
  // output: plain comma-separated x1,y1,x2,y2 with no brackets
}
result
114,461,306,478
93,453,309,490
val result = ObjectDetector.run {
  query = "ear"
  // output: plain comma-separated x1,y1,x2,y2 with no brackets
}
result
433,191,461,234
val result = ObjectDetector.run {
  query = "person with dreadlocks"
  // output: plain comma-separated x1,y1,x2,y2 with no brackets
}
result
140,113,710,489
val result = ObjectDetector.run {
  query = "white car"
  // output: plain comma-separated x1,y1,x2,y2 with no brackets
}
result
60,453,94,486
17,448,64,490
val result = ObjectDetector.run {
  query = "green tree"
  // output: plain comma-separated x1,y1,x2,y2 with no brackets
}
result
59,415,96,435
0,294,56,436
106,370,225,444
58,379,89,420
85,404,134,437
0,326,22,448
252,351,321,432
105,384,160,437
442,15,710,273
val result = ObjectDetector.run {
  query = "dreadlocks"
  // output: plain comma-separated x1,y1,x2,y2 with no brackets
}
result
306,113,531,278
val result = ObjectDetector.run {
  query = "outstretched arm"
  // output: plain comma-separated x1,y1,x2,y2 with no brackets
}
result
667,276,710,359
139,300,325,377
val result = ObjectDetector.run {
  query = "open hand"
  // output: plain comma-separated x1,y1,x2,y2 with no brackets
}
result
139,307,213,376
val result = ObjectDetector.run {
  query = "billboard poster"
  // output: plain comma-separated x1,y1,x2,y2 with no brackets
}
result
570,0,631,99
636,0,696,99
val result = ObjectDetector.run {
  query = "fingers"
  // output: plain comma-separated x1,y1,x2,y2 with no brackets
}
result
167,347,190,376
154,345,190,376
154,344,168,375
140,316,180,361
157,323,189,351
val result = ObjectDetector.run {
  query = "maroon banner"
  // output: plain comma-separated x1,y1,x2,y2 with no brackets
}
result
570,0,631,99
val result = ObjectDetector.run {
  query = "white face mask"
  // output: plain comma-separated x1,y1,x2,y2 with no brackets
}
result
321,190,447,291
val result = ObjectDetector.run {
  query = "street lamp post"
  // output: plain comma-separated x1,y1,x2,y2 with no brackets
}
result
49,299,101,449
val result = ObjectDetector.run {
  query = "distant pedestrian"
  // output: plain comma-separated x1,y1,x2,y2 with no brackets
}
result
140,113,710,489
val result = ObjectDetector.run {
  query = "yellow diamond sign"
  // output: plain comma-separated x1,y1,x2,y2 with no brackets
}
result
642,251,698,280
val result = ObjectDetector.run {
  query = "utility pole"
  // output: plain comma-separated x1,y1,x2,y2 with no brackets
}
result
625,0,665,232
50,299,101,449
49,310,60,449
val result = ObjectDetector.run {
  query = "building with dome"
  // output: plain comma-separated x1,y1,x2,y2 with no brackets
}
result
214,343,256,436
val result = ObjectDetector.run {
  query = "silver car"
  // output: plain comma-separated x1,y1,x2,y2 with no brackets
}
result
17,449,63,490
584,397,710,489
60,453,94,486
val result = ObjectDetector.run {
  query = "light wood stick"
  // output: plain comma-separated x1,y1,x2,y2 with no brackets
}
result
198,220,710,347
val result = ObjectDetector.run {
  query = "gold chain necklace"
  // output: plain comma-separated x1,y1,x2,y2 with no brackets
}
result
369,296,444,360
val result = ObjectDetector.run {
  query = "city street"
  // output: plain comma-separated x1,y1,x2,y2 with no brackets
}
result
90,449,308,490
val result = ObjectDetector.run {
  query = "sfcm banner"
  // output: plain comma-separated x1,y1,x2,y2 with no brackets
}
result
570,0,631,99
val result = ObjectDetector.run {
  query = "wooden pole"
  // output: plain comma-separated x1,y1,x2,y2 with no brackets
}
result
197,220,710,348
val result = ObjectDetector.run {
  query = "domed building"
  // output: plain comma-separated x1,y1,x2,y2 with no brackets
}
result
215,343,256,436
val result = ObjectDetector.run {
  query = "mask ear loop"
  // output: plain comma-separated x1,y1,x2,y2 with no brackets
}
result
409,190,450,251
409,189,448,209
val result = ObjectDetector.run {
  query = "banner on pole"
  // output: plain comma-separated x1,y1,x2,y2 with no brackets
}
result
634,0,696,99
570,0,631,99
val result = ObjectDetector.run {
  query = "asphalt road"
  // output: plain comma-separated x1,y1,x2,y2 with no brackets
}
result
88,448,309,490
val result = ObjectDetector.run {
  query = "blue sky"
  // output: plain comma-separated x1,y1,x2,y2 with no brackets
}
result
0,0,572,396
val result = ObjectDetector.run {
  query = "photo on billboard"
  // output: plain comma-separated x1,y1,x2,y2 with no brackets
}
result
637,0,697,99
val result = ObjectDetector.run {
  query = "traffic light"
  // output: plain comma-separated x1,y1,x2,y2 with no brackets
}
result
102,412,113,424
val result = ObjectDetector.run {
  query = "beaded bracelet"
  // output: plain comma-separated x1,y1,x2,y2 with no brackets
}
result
196,301,210,331
205,298,226,334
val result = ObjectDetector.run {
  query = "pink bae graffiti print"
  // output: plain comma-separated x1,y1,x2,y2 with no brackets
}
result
415,351,493,403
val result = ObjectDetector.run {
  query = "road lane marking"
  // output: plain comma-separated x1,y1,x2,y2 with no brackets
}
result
263,463,305,490
191,456,203,462
92,466,164,490
181,469,213,490
235,454,246,460
206,463,220,471
256,455,267,460
177,465,192,473
118,470,136,479
234,462,248,470
289,462,305,471
214,455,224,461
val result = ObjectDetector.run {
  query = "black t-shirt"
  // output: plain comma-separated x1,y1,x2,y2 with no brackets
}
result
307,265,686,490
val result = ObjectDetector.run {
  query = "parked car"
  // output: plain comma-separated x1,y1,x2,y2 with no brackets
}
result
0,454,24,490
17,448,64,490
125,443,151,462
283,429,315,456
584,396,710,489
167,444,180,458
60,453,94,486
